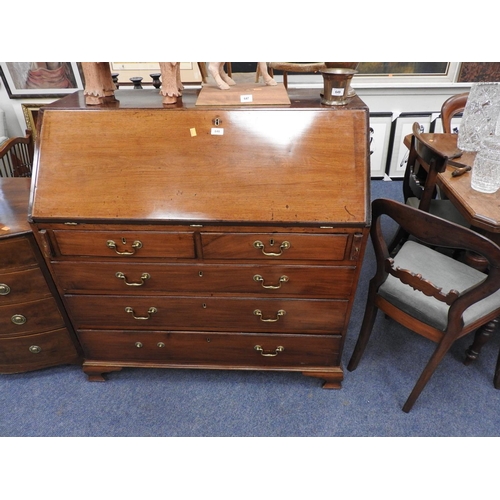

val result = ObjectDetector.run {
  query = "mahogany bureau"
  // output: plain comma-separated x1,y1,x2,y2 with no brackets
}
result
0,177,80,373
29,88,370,387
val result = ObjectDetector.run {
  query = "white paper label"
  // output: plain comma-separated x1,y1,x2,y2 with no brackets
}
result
240,94,253,103
211,128,224,135
331,88,345,97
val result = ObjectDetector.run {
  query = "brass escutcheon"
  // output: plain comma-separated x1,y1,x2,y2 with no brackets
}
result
0,283,11,295
157,342,165,348
253,240,290,257
11,314,26,325
29,345,42,354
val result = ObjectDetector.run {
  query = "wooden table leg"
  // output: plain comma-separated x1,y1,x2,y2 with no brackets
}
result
464,318,498,365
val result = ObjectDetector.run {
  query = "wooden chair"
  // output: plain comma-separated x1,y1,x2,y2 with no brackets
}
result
390,122,469,252
348,198,500,412
441,92,469,133
0,130,34,177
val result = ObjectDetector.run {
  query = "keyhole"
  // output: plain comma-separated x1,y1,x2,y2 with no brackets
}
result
269,238,275,246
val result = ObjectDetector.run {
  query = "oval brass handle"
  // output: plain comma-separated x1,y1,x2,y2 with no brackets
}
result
254,345,285,357
29,345,42,354
115,272,150,286
253,309,286,322
125,306,157,320
107,239,143,255
157,342,165,348
253,240,290,257
135,342,143,348
11,314,27,325
0,283,11,295
253,274,289,289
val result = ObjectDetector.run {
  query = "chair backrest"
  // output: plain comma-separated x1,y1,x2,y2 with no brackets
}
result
402,122,449,211
0,131,34,177
441,92,469,134
372,198,500,324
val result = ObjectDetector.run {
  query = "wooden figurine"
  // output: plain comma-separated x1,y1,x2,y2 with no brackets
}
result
208,62,276,90
81,62,183,105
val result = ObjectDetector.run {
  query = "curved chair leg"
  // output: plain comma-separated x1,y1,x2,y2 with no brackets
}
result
347,290,379,371
402,337,455,413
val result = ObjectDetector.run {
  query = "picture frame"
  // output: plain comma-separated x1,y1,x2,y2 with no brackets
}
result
368,113,393,178
386,113,432,178
21,103,47,141
0,62,84,98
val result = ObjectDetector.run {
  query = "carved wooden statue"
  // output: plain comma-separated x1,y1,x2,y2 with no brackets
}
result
208,62,276,90
81,62,183,105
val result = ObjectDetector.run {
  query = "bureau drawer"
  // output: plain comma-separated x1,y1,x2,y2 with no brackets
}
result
200,233,349,260
78,330,342,368
0,268,52,305
52,261,356,298
0,237,37,270
0,328,79,373
52,230,196,258
0,297,65,336
65,295,348,334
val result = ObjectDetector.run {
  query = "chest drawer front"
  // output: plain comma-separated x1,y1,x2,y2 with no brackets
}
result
65,295,348,333
52,230,196,258
200,233,349,260
0,237,37,270
0,268,52,305
0,328,79,373
0,297,65,336
52,261,356,298
78,330,341,368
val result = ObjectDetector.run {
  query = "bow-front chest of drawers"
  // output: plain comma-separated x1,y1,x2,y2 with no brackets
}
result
29,88,370,387
0,177,80,373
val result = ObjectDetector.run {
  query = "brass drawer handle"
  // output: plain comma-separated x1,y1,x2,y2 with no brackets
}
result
0,283,11,295
253,309,286,322
253,240,290,257
107,239,143,255
253,274,289,289
29,345,42,354
254,345,285,357
11,314,27,325
115,272,150,286
135,342,143,348
125,306,157,320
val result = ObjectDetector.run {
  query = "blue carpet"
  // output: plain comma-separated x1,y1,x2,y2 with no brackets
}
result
2,180,500,438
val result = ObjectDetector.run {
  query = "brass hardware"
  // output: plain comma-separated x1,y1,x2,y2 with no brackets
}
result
135,342,143,348
125,306,157,320
213,117,222,126
253,274,289,289
29,345,42,354
0,283,11,295
253,309,286,322
157,342,165,348
115,272,150,286
106,239,143,255
11,314,27,325
198,271,203,277
253,240,290,256
254,345,285,357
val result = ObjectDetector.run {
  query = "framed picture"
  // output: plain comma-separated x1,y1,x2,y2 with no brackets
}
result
0,62,84,98
386,113,432,178
21,103,48,141
368,113,393,178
